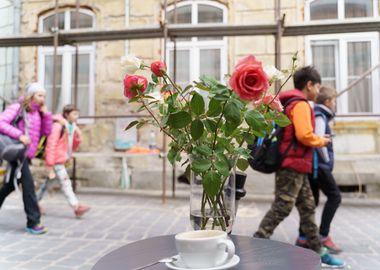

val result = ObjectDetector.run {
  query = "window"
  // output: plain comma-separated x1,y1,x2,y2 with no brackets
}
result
306,0,378,20
38,9,95,120
166,1,227,88
306,33,379,114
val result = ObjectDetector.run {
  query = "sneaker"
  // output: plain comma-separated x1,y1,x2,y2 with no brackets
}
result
321,248,345,268
295,237,309,249
25,224,48,235
74,204,91,218
322,236,343,254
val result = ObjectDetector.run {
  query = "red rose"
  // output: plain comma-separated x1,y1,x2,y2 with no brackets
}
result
229,55,269,101
123,75,148,98
254,94,283,112
150,61,167,77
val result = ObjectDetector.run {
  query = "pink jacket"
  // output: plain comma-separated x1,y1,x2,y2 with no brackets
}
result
45,114,81,167
0,102,52,159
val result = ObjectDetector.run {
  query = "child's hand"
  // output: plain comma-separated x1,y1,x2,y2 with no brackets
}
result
47,168,56,179
322,136,331,146
19,135,31,145
40,105,48,114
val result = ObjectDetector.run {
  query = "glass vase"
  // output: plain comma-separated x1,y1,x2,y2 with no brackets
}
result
189,166,236,233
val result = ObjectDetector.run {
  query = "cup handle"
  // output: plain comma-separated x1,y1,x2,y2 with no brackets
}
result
218,239,235,263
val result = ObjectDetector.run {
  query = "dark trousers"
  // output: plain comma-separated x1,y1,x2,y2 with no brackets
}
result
254,169,322,253
0,161,41,228
299,168,341,237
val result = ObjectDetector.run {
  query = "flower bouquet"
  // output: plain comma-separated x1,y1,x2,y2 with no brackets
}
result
121,54,296,232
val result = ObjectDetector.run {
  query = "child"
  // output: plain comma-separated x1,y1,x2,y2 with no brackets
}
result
253,67,345,268
41,104,90,218
0,82,52,234
296,86,342,254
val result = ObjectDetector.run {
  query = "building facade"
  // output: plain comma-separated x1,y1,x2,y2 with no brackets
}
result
3,0,380,192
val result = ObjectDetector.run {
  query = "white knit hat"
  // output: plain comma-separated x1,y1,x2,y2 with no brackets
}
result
26,82,46,96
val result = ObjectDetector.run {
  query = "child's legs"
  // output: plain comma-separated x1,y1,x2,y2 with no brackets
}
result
295,175,321,253
254,169,303,238
317,168,341,237
299,174,320,237
19,162,41,228
54,165,79,208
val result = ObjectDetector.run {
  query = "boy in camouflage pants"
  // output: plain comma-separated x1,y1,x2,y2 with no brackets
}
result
253,67,345,268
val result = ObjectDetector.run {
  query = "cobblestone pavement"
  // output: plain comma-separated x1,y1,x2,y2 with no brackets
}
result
0,192,379,270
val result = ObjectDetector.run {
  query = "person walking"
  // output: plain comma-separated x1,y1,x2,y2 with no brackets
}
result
253,67,345,268
0,82,52,234
296,86,342,254
39,104,90,218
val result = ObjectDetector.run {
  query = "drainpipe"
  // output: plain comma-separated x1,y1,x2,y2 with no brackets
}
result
13,0,21,101
125,0,129,55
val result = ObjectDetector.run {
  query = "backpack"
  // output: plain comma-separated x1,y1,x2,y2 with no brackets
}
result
248,97,307,174
0,106,28,163
35,122,65,160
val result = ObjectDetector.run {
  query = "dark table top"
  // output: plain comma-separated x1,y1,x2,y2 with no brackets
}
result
92,235,321,270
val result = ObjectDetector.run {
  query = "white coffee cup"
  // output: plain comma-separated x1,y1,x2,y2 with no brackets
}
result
175,230,235,268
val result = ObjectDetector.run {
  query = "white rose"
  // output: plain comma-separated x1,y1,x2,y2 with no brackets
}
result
263,65,285,82
121,55,142,75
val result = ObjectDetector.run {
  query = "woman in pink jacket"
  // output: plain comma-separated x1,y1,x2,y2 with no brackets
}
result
0,82,52,235
42,104,90,218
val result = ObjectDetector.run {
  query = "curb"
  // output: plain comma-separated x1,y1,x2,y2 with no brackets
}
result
77,187,380,207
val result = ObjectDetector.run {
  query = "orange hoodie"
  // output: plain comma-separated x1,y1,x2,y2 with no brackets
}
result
290,102,325,148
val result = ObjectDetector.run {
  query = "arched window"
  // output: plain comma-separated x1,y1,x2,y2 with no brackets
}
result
166,1,227,87
306,0,377,21
38,9,95,120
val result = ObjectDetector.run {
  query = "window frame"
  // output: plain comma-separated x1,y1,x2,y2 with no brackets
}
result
305,32,380,116
305,0,379,21
38,8,96,124
165,0,228,85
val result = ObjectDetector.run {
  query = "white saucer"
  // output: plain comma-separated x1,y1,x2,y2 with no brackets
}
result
165,254,240,270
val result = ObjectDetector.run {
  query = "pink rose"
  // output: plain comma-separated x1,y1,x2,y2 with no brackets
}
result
150,61,167,77
254,94,283,112
123,75,148,99
229,55,269,101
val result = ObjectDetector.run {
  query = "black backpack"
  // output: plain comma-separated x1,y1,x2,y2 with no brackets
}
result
248,97,306,174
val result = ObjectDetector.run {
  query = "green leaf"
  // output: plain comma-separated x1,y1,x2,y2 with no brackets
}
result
168,111,192,129
191,119,204,140
243,132,256,144
245,110,266,131
204,119,217,133
151,73,159,84
224,102,241,124
145,83,155,94
191,159,212,173
224,121,238,137
124,120,139,131
207,98,222,117
215,154,230,176
200,75,219,88
213,94,230,101
193,145,212,156
236,158,249,171
274,112,291,127
191,92,205,115
203,171,221,197
167,148,179,165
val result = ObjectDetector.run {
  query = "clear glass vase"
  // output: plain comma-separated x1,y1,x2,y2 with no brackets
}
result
189,166,236,233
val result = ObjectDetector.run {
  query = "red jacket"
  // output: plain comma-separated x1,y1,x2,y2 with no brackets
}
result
279,89,316,173
45,115,81,167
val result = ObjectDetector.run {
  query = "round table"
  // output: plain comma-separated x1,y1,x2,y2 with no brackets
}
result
92,235,320,270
